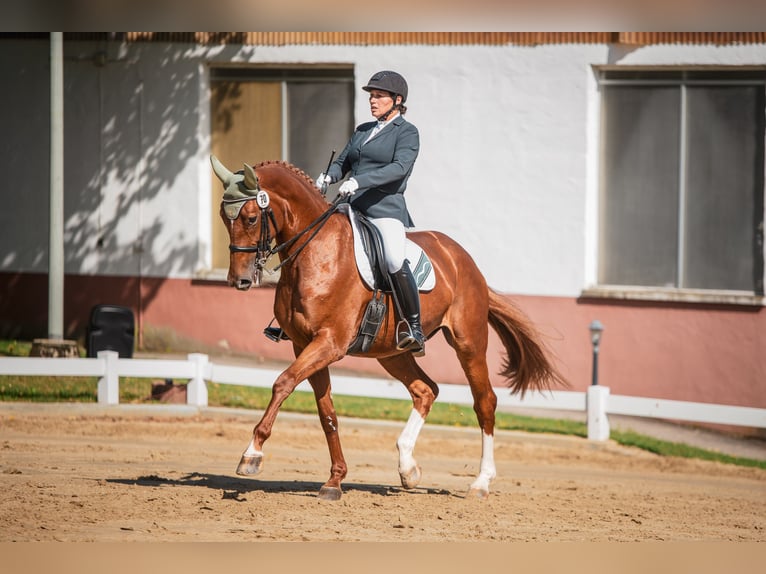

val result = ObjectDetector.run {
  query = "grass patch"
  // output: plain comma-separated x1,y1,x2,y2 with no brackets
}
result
0,340,34,357
610,429,765,469
0,374,158,404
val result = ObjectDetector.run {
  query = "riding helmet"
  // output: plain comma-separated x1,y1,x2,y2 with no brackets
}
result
362,70,408,103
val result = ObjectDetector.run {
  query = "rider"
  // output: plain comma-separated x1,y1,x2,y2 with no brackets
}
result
316,70,425,356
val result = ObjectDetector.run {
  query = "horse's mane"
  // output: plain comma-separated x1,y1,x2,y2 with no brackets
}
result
254,160,322,197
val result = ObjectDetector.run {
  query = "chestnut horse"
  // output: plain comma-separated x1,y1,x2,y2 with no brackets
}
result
211,156,566,500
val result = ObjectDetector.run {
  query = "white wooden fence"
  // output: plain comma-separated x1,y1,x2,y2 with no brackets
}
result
1,351,765,441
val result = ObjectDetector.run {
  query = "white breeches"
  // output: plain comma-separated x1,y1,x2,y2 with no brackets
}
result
369,217,406,273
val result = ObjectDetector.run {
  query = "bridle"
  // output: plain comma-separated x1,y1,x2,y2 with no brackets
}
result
225,191,344,284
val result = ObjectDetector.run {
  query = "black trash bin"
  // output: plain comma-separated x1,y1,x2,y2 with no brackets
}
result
87,305,135,358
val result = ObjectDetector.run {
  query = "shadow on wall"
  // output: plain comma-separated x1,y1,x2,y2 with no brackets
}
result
0,36,237,339
63,39,202,279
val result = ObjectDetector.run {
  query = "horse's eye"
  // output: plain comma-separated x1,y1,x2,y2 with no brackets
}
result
247,215,258,226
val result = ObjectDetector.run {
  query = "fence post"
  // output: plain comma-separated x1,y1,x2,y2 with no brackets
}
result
186,353,209,407
97,350,119,405
587,385,610,441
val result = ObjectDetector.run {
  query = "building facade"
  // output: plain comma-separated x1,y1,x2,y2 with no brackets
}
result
1,32,764,409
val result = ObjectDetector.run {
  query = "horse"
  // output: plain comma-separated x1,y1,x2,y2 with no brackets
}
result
211,155,567,501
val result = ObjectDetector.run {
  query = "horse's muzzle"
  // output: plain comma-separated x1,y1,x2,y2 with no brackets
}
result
230,276,254,291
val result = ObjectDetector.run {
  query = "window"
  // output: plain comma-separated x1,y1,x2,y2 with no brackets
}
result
209,66,354,270
597,69,765,296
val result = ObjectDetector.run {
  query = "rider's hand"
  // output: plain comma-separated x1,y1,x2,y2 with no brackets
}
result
338,178,359,198
315,173,331,190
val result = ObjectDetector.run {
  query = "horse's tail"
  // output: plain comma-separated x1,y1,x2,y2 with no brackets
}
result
487,288,569,397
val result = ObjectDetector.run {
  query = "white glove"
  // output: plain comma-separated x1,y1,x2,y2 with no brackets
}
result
338,178,359,198
315,173,331,189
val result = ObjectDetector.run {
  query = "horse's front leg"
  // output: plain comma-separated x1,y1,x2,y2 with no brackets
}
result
307,367,347,501
236,337,344,482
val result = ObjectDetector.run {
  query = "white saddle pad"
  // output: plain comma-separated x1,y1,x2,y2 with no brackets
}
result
339,204,436,292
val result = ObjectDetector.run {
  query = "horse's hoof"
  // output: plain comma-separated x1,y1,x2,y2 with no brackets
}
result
399,465,422,489
317,486,343,501
236,454,263,476
467,487,490,500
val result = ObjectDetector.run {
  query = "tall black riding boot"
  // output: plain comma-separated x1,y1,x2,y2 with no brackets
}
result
389,261,426,356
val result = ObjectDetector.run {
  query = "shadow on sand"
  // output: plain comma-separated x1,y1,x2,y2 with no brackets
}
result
107,472,460,499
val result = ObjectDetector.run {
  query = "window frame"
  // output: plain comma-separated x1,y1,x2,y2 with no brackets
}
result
200,64,355,280
586,67,766,306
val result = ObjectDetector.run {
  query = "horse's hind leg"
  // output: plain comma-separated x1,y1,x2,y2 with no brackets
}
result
307,367,348,501
377,354,439,490
444,318,498,499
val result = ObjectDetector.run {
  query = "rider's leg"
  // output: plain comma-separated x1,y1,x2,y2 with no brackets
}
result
370,217,425,356
368,217,407,275
388,261,426,355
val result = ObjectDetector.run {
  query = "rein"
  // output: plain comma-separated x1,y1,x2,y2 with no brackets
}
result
227,193,344,282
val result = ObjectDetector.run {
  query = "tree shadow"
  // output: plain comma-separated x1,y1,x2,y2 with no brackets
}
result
106,472,459,498
0,35,230,339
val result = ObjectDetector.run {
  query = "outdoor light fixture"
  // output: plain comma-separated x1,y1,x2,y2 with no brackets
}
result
587,319,610,441
589,320,604,386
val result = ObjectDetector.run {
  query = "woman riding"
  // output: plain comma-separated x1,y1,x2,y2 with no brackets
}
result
316,70,425,356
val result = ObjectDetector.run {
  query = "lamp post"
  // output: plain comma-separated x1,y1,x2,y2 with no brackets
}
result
589,320,604,386
586,319,609,441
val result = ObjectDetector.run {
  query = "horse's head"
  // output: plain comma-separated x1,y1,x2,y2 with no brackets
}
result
210,155,272,291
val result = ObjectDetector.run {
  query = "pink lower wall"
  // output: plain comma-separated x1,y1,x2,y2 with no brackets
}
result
1,272,764,409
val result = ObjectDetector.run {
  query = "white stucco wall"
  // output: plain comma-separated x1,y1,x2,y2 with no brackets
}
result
201,42,608,296
2,39,765,298
202,41,766,297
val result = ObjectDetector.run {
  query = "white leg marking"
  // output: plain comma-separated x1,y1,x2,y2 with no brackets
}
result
243,438,263,457
469,431,496,493
397,409,425,473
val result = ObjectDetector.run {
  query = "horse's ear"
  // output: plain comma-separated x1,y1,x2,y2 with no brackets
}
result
243,163,259,192
210,155,234,186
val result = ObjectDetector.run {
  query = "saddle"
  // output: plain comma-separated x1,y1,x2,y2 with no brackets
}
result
343,206,434,354
341,204,435,292
345,213,389,354
353,212,392,291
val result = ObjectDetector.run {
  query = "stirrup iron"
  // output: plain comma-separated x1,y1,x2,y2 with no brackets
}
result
263,318,289,342
395,320,425,357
